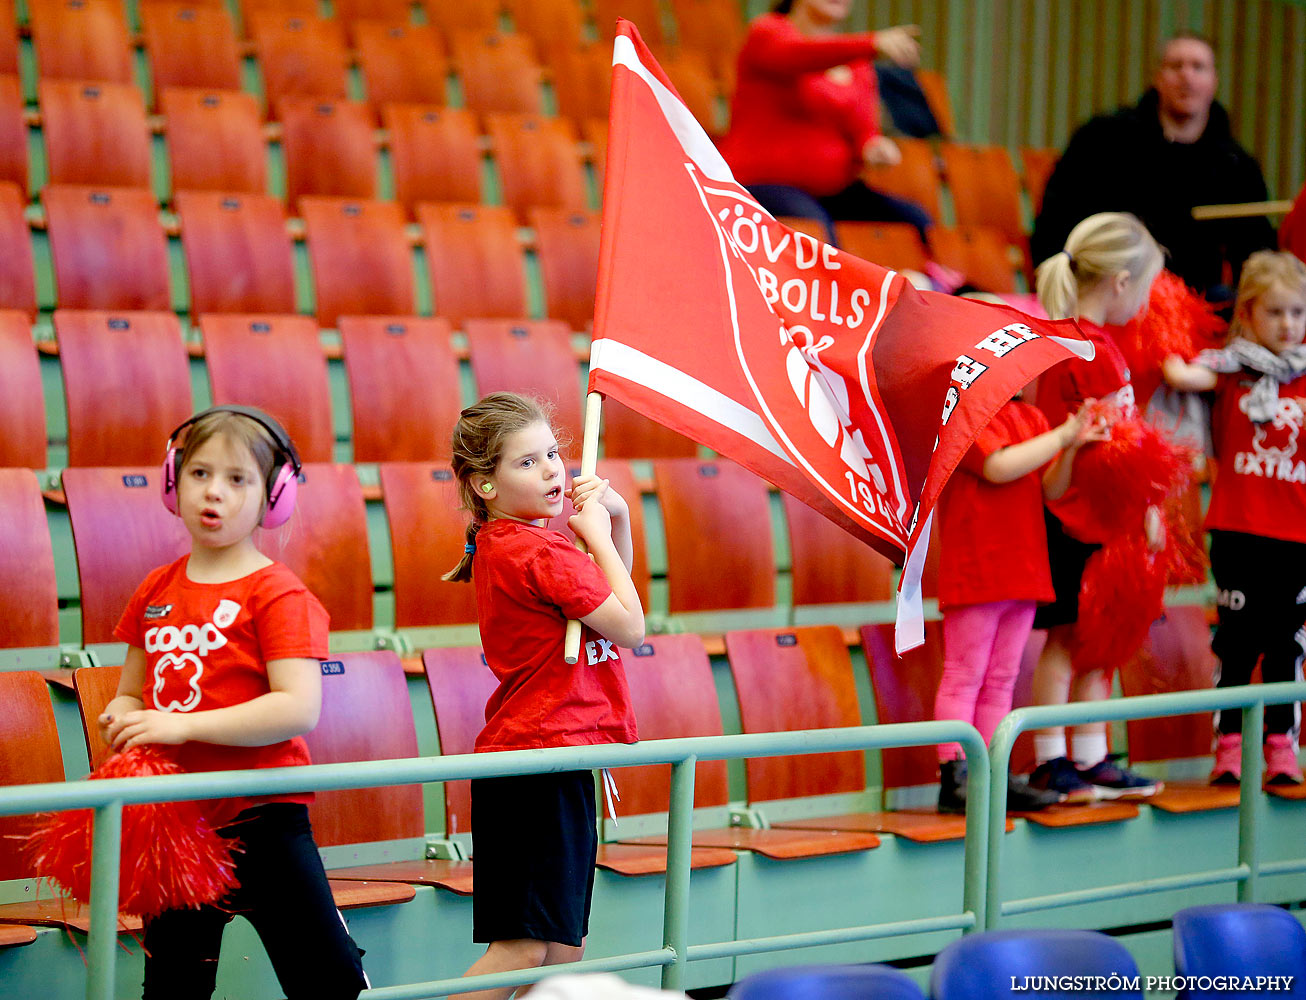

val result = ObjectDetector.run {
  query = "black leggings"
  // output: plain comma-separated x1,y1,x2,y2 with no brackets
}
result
141,803,367,1000
1210,530,1306,737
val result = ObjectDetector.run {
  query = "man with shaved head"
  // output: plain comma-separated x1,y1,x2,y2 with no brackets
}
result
1032,33,1274,300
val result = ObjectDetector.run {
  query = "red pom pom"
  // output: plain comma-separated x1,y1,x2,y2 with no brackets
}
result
1118,269,1226,378
28,747,239,919
1074,538,1168,675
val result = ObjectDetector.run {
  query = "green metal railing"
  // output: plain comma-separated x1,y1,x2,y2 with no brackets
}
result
0,720,992,1000
986,681,1306,927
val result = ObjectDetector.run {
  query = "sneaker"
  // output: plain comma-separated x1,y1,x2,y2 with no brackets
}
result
1079,754,1163,799
1264,735,1304,786
1028,756,1096,803
938,758,967,815
1210,733,1242,785
1007,774,1064,812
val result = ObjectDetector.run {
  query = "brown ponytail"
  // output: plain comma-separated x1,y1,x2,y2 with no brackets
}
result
442,392,555,582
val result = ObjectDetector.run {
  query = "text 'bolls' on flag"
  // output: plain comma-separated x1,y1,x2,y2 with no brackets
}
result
588,20,1094,653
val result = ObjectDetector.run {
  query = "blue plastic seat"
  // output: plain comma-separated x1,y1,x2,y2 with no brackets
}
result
727,963,925,1000
931,929,1144,1000
1173,904,1306,999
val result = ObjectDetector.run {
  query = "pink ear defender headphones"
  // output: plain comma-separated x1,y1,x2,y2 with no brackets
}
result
161,404,302,529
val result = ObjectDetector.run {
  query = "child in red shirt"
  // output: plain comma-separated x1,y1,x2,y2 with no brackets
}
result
1164,250,1306,785
443,393,645,1000
99,405,367,1000
1028,212,1167,803
934,396,1105,813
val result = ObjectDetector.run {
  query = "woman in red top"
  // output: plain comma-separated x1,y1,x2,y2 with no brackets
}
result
1164,250,1306,785
443,393,645,1000
101,406,367,1000
718,0,931,245
934,396,1104,814
1028,212,1166,803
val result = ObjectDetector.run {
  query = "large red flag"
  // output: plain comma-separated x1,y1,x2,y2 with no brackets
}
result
590,21,1094,652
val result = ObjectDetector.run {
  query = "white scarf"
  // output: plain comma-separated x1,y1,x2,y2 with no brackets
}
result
1196,340,1306,423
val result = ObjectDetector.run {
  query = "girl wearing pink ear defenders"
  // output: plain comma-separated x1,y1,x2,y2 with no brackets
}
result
98,405,369,1000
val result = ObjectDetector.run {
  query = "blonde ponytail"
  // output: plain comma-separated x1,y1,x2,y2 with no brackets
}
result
1035,212,1164,321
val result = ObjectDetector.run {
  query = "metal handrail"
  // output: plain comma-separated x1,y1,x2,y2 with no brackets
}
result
0,720,991,1000
985,681,1306,927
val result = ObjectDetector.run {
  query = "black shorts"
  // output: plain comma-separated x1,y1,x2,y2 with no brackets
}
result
471,770,598,947
1032,508,1101,630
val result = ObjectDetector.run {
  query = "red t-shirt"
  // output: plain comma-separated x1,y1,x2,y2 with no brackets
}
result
473,519,638,753
1035,319,1135,542
937,400,1056,610
718,14,879,197
114,556,329,823
1206,371,1306,543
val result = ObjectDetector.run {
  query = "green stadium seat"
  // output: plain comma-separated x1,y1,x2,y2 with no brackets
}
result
55,309,193,467
300,197,414,326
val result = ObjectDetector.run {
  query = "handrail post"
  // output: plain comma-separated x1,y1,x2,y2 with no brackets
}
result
1237,699,1264,903
960,731,990,933
86,799,123,1000
985,718,1018,930
660,756,696,992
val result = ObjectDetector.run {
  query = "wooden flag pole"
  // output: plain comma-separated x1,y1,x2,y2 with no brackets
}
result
563,390,604,664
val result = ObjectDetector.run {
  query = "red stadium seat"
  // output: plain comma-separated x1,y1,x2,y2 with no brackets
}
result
354,21,448,110
465,318,584,447
915,69,955,138
834,221,929,273
582,117,608,189
420,0,499,40
653,459,775,612
530,207,599,330
659,49,722,135
940,143,1027,247
253,463,373,631
0,312,45,468
504,0,585,53
487,113,587,222
0,184,36,318
860,621,948,791
1020,147,1059,216
377,463,479,628
591,0,666,48
670,0,743,62
250,13,349,115
451,32,544,116
783,495,896,607
0,472,58,649
1120,606,1219,763
62,466,190,645
333,0,413,32
418,202,528,325
160,87,268,196
139,3,243,104
383,105,483,217
279,97,378,207
0,0,17,75
600,398,698,459
0,75,27,194
176,190,296,315
862,137,941,222
0,672,70,878
72,664,121,770
928,224,1020,294
199,313,335,463
547,44,611,123
38,80,152,189
237,0,317,35
55,310,193,467
300,197,414,327
42,185,171,311
29,0,133,83
338,316,461,463
726,625,866,801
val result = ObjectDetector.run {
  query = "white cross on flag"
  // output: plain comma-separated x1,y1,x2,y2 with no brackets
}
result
589,20,1094,652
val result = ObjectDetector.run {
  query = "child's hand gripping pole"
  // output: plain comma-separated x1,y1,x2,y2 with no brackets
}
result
564,391,604,664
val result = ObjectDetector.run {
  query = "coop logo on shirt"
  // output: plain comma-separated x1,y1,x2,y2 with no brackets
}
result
1234,395,1306,483
144,600,241,712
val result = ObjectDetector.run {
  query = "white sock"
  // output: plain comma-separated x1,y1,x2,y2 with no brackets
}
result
1034,733,1067,765
1073,731,1109,768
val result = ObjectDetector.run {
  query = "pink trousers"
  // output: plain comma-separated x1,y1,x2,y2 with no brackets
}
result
935,599,1037,763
